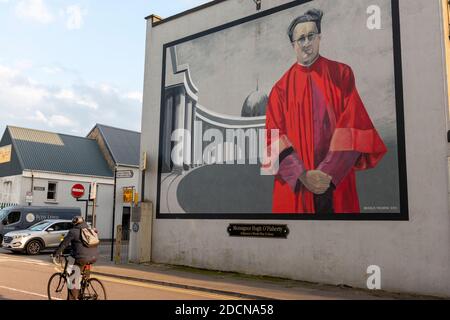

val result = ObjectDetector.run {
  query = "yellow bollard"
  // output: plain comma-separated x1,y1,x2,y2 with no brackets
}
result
114,225,122,264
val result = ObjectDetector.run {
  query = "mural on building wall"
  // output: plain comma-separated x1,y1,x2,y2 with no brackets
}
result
157,0,408,219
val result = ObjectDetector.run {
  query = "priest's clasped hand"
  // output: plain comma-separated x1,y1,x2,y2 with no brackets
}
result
299,170,332,195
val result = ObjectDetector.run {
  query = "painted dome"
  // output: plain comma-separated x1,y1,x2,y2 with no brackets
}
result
241,91,268,117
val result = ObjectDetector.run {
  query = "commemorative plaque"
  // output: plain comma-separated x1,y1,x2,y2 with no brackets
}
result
227,224,289,239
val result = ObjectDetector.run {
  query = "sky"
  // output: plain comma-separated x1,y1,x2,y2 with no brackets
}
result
0,0,208,137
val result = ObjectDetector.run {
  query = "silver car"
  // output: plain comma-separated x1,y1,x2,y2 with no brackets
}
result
1,219,73,255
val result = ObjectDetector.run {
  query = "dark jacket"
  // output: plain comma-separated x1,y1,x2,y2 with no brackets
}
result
55,222,98,264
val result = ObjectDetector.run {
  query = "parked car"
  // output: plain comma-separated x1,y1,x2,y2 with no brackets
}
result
1,219,74,255
0,206,81,243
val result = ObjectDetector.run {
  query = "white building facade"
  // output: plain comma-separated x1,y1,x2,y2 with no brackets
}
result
0,125,141,241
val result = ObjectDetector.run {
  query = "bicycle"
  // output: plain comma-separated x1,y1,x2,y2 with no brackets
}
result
47,254,107,300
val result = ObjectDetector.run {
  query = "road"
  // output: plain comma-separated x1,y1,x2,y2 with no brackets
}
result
0,250,240,300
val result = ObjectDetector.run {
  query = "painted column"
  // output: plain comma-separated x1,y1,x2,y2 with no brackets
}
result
191,103,197,167
193,113,203,167
162,94,174,172
173,87,186,169
184,98,193,168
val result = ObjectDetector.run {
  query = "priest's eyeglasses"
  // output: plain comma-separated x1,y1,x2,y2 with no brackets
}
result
293,32,319,46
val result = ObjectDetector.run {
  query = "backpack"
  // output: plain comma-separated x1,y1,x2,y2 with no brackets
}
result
80,227,100,248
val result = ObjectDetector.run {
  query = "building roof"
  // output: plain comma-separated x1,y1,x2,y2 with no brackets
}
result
7,126,113,177
90,124,141,167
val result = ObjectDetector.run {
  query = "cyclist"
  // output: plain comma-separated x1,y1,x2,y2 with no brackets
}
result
54,216,98,300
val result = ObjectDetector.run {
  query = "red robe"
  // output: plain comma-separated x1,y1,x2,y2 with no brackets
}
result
265,56,387,214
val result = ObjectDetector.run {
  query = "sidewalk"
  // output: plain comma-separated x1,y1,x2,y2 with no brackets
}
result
91,255,439,300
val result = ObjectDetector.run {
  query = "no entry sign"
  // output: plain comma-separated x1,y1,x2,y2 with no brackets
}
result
71,184,85,199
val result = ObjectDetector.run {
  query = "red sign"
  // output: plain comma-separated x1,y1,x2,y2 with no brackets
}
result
71,184,85,199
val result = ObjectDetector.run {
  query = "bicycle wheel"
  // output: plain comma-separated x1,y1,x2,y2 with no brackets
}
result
47,273,68,300
82,278,107,300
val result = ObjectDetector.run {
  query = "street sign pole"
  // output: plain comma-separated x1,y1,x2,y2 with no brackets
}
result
111,167,117,261
86,184,91,222
92,197,96,227
88,181,98,228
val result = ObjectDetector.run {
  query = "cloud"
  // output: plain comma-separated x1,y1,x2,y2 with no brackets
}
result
65,5,86,30
41,66,63,74
7,1,87,30
32,110,48,123
14,59,33,70
28,111,77,128
0,65,49,106
124,91,143,103
15,0,54,24
0,63,142,136
54,89,99,109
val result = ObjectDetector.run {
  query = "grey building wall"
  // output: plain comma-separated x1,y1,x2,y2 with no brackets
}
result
141,0,450,296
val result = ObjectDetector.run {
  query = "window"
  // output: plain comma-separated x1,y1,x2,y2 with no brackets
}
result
7,211,20,225
47,182,57,201
29,221,52,231
50,222,70,231
65,222,73,230
0,209,8,221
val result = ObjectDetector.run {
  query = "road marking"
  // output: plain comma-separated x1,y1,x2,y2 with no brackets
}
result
0,285,61,300
95,275,241,300
0,255,243,300
0,254,51,264
0,258,49,266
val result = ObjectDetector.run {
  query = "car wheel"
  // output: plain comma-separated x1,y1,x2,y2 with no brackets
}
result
26,240,42,255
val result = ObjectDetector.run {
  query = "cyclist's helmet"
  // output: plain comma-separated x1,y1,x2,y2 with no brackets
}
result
72,216,84,225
